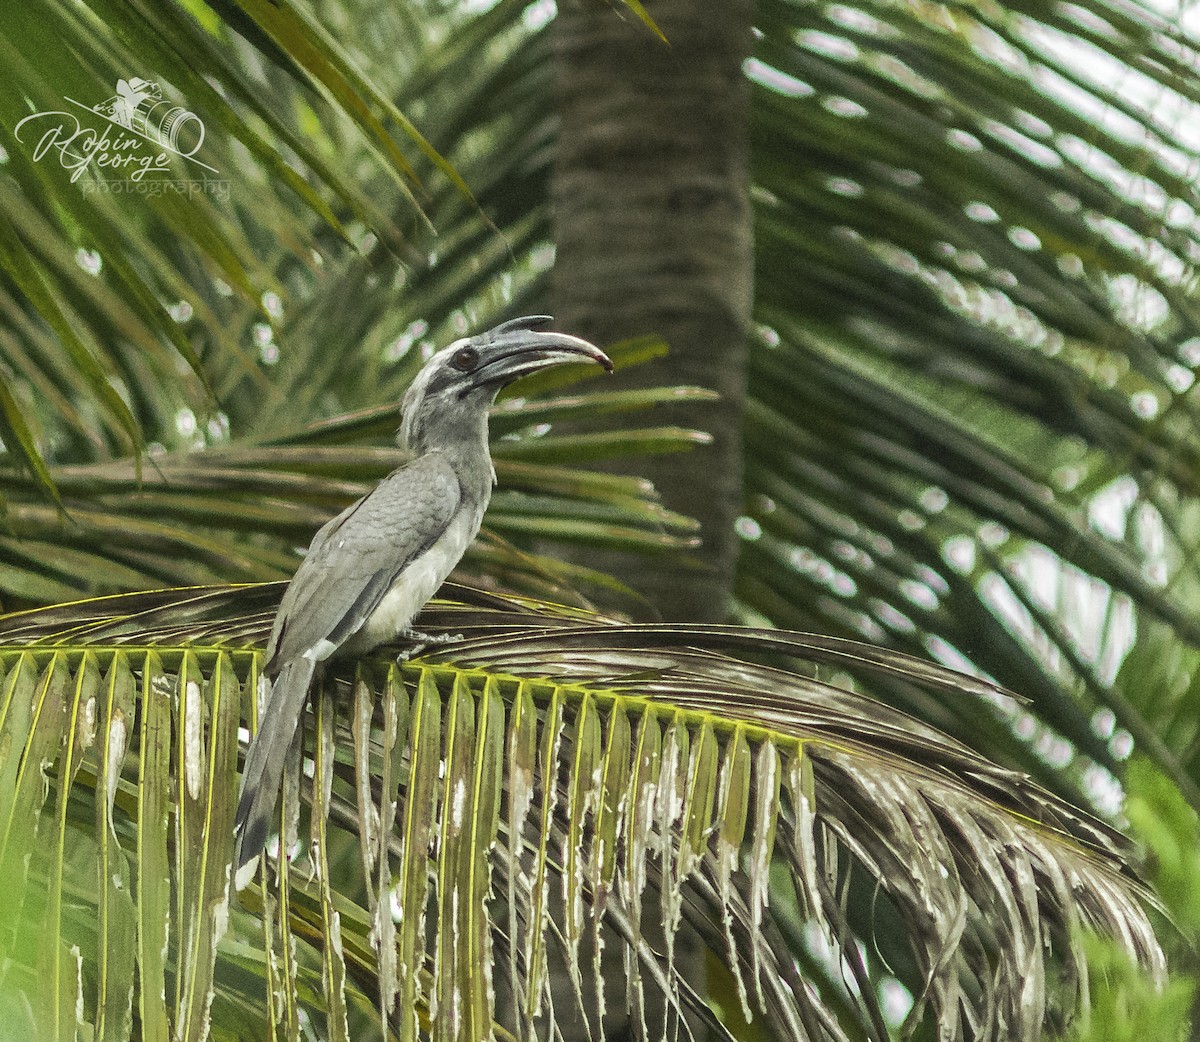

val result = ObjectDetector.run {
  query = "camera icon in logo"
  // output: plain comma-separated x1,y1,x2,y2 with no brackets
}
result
93,77,205,158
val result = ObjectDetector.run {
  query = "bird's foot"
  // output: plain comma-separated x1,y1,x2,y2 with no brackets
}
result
395,630,464,662
412,630,463,644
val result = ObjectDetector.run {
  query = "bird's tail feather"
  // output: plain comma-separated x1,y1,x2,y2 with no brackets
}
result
234,656,316,870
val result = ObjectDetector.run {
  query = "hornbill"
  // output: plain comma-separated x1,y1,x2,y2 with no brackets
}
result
234,316,611,870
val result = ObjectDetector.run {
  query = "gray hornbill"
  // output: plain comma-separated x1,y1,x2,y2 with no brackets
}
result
234,317,612,870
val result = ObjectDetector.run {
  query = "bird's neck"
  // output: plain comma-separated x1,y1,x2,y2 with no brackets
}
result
411,414,496,498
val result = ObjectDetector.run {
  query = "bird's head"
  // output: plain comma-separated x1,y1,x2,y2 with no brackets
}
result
399,316,612,451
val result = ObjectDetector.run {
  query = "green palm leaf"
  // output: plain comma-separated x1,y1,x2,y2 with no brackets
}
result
0,325,704,604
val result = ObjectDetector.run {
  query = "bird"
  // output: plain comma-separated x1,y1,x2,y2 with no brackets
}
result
234,316,612,871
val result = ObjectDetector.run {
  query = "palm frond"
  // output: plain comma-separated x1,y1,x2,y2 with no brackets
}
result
0,332,707,605
0,586,1162,1041
0,0,433,489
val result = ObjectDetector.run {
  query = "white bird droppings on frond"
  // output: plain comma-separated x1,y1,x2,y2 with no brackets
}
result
183,680,203,802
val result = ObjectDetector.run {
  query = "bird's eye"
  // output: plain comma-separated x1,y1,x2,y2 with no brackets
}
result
451,346,479,372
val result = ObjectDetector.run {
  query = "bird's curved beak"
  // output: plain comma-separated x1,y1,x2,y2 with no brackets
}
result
472,329,613,389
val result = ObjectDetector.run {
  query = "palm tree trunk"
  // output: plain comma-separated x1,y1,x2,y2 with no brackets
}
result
551,0,755,624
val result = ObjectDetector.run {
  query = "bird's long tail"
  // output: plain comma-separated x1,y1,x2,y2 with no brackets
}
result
234,656,316,871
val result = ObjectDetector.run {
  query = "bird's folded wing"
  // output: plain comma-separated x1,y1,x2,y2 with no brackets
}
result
265,453,461,670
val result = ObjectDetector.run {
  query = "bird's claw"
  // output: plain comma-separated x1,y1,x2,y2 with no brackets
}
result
395,631,464,662
418,630,464,644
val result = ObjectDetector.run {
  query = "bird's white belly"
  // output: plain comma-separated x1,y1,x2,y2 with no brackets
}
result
351,504,482,651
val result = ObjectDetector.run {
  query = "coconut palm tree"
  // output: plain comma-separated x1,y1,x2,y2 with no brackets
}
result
1,0,1198,1038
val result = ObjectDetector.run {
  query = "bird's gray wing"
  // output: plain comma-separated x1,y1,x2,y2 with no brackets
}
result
265,452,461,671
262,495,365,659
